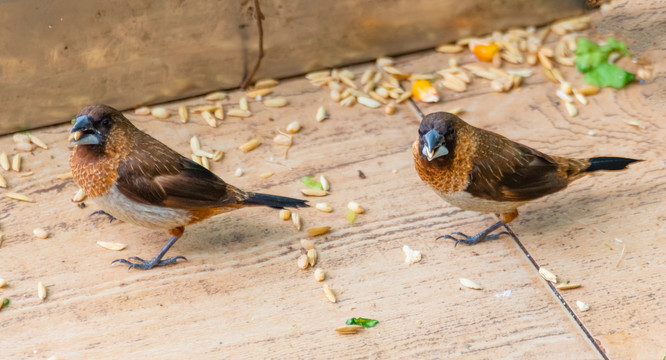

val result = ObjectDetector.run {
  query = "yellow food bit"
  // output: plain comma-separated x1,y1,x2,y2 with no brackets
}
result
471,42,499,62
411,80,439,103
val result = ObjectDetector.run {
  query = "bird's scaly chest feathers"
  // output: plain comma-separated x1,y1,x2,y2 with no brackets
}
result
413,125,476,194
70,125,133,197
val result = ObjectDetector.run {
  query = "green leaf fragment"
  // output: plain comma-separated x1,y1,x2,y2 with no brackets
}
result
584,63,635,89
575,37,634,89
300,175,322,190
346,317,379,328
1,298,9,310
345,209,357,223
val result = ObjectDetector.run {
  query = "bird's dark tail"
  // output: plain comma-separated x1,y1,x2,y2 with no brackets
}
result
585,157,642,172
243,192,308,209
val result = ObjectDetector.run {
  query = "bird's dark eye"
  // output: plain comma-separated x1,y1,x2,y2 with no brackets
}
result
101,117,111,127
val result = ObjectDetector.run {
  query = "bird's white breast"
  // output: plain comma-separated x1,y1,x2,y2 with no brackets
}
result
92,185,192,230
439,191,525,214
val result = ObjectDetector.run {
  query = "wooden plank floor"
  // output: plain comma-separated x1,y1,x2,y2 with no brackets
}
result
1,1,664,359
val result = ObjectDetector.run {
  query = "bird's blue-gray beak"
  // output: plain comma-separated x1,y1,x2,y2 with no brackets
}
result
69,115,99,145
422,129,449,161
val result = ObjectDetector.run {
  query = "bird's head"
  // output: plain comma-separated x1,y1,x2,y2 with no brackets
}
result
418,112,459,162
69,104,133,150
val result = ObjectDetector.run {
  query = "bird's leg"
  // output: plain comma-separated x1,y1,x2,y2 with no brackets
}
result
112,227,187,270
437,221,509,246
89,210,117,223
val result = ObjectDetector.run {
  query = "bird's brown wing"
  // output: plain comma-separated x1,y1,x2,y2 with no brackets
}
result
466,135,568,202
115,135,241,209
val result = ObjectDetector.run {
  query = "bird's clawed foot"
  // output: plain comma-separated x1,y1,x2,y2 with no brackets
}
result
112,255,187,270
89,210,117,223
437,231,509,246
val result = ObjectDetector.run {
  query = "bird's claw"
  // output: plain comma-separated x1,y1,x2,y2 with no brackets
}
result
112,255,188,270
436,231,509,246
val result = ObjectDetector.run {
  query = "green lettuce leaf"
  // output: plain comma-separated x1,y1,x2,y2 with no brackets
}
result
300,175,322,190
584,63,636,89
346,317,379,328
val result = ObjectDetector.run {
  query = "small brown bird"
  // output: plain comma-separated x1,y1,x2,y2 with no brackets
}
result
69,104,307,270
413,112,640,245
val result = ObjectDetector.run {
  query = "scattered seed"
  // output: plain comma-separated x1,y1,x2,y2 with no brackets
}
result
625,120,645,129
573,90,588,105
264,97,288,108
340,96,356,107
15,142,33,152
201,111,217,128
286,121,301,134
28,134,48,149
190,136,201,153
447,107,464,116
384,101,396,115
260,172,273,178
192,105,219,113
357,96,381,108
151,107,170,119
193,149,214,158
37,281,47,301
4,192,34,202
57,171,73,180
323,284,336,303
11,154,21,172
316,202,333,213
134,107,151,115
301,188,328,197
539,267,558,283
577,85,600,96
403,245,422,264
307,226,330,237
239,139,261,152
314,268,325,282
435,44,464,53
178,105,189,123
201,156,210,170
307,248,318,267
292,213,302,230
347,201,364,214
305,70,331,80
273,133,292,146
330,88,342,102
537,50,553,70
205,91,227,101
316,106,328,122
297,254,310,270
33,228,48,239
336,325,362,334
214,107,225,120
396,91,412,104
247,88,273,98
556,282,581,290
0,174,6,188
239,97,249,111
319,175,330,191
255,78,278,89
459,277,483,290
279,209,291,221
565,102,578,117
560,81,573,95
235,168,244,177
300,239,315,250
0,278,5,288
227,108,252,118
213,150,224,162
376,57,394,68
96,241,127,251
191,154,202,165
556,90,574,103
72,189,86,202
575,300,590,312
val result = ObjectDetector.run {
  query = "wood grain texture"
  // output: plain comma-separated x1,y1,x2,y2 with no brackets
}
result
1,2,663,359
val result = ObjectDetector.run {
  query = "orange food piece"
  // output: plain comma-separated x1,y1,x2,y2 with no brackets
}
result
471,42,499,62
411,80,439,103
